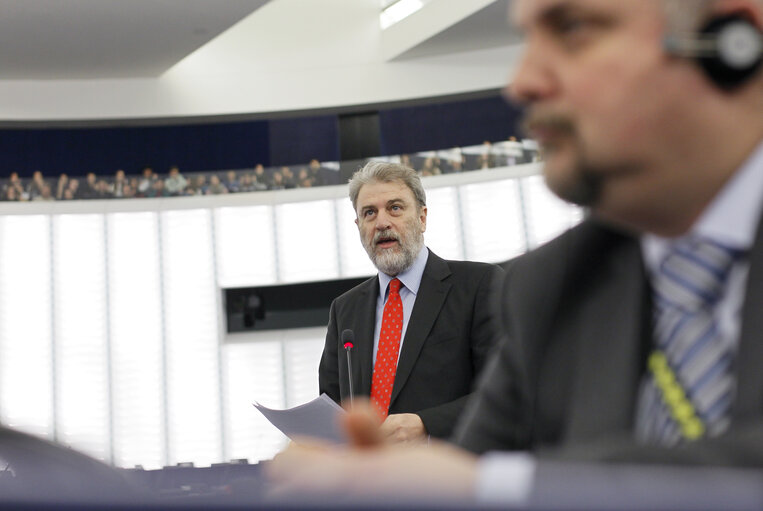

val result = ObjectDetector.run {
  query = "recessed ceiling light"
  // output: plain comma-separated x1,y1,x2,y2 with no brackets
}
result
379,0,427,30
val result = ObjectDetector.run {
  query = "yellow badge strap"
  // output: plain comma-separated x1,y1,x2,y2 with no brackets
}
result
648,350,705,440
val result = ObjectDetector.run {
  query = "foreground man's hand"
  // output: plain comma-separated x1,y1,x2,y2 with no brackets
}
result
380,413,427,444
265,400,478,501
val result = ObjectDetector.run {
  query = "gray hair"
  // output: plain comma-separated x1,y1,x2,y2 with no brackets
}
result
348,161,427,212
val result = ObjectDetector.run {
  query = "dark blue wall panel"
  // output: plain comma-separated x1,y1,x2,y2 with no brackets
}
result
267,115,339,166
0,121,270,178
379,96,524,156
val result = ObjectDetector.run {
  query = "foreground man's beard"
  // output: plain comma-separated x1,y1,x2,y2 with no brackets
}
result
523,112,602,207
546,165,603,207
363,221,425,276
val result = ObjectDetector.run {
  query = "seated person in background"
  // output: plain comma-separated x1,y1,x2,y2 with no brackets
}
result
494,136,525,166
137,166,156,196
33,184,55,201
296,167,314,188
238,172,256,192
185,175,207,195
55,174,69,200
26,171,48,200
250,170,269,191
146,178,169,198
4,185,23,202
449,158,464,173
206,174,228,195
66,178,80,200
253,163,272,188
280,166,297,189
307,159,326,186
476,141,496,169
164,165,188,196
268,0,763,503
121,183,135,199
269,170,286,190
94,179,111,199
79,173,99,199
439,147,465,174
111,169,127,198
2,172,26,200
224,170,240,193
419,157,442,176
319,161,503,443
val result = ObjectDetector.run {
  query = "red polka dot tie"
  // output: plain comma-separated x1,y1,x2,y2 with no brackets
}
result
370,278,403,419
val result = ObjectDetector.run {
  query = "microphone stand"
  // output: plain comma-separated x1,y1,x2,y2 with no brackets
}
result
344,343,354,406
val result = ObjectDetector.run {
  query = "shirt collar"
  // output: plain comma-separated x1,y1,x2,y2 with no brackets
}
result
643,138,763,271
378,245,429,298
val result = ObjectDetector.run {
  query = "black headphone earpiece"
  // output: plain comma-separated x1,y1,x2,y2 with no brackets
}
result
663,13,763,89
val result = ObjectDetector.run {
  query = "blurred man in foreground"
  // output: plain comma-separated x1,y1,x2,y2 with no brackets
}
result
268,0,763,504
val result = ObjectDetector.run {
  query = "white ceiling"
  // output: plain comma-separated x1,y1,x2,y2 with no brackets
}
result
0,0,522,121
0,0,270,79
395,0,518,60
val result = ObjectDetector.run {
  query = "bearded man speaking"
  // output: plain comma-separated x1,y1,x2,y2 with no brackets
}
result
318,161,503,443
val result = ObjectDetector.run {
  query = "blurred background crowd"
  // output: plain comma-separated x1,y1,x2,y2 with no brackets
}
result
1,138,538,202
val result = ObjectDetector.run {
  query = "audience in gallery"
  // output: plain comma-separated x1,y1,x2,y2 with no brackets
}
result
0,137,539,202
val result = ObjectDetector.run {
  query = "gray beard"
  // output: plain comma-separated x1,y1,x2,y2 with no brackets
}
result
365,230,424,276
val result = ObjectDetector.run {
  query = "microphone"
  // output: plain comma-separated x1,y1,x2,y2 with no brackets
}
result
341,329,355,405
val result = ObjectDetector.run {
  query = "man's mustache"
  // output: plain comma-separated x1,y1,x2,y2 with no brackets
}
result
373,230,400,245
521,111,576,138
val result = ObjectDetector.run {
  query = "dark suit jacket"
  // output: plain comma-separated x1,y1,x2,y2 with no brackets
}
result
319,249,503,438
455,215,763,466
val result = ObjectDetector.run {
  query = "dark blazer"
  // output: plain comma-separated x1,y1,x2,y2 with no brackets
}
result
319,249,503,438
455,215,763,466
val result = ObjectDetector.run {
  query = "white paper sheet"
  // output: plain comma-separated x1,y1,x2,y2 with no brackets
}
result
253,393,346,444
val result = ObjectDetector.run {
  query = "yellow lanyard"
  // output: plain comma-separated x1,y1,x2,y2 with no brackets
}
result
647,350,705,440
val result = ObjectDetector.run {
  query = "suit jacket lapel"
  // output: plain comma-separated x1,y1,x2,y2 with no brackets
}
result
565,234,650,441
354,277,379,396
390,251,451,406
734,208,763,419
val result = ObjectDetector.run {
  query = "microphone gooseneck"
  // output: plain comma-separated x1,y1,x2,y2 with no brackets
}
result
341,329,355,405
